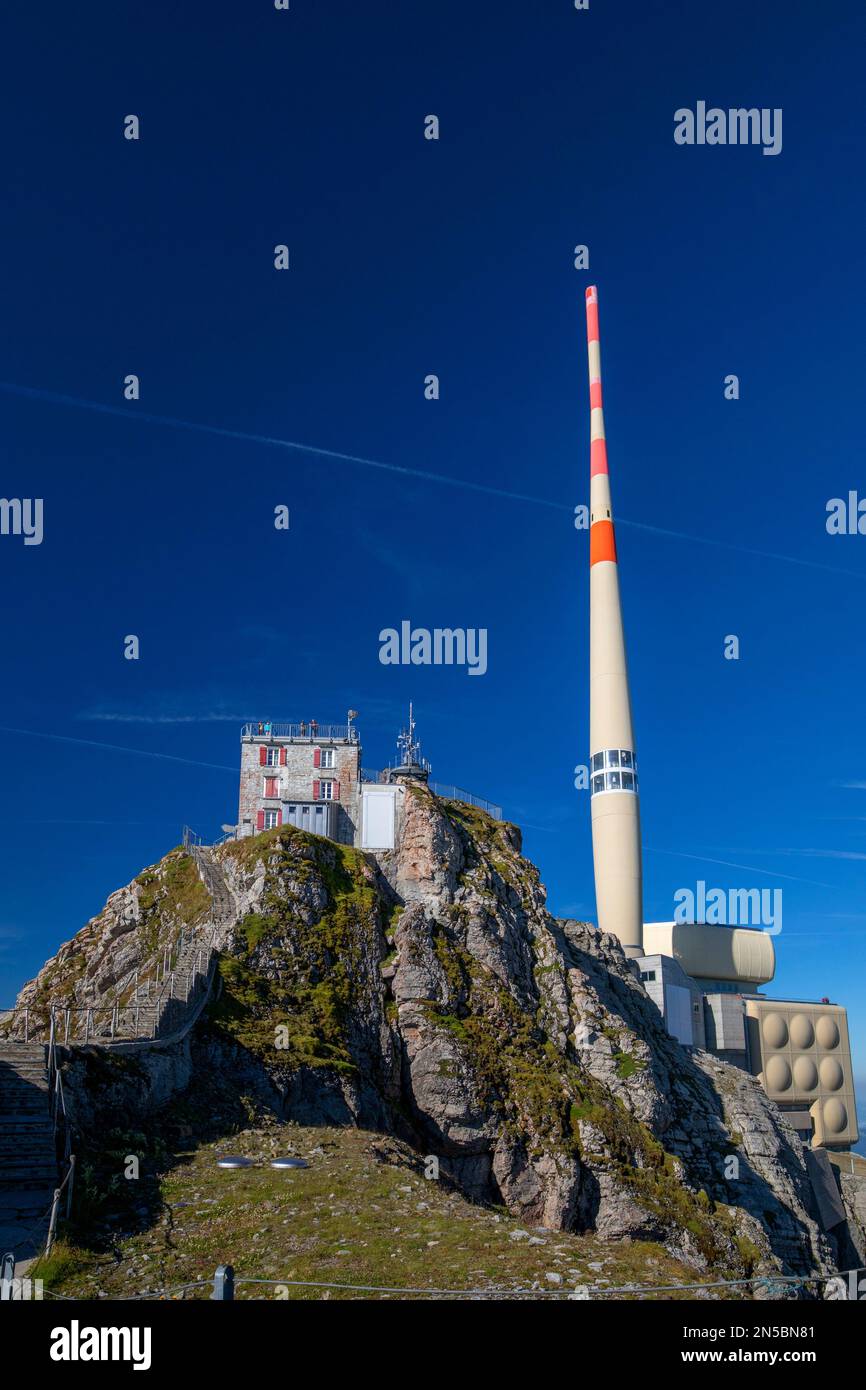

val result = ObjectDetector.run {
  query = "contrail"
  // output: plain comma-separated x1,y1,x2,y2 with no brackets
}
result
2,378,863,580
646,846,836,889
0,724,238,773
0,380,562,511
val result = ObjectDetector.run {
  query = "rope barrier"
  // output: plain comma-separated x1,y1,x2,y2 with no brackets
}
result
29,1264,866,1302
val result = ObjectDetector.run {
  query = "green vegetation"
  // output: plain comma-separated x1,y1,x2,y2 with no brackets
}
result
33,1123,739,1301
208,825,387,1074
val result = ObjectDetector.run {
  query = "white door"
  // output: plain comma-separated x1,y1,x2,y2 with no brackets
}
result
361,787,396,849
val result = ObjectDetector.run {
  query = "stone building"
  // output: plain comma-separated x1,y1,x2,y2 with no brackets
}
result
236,718,362,846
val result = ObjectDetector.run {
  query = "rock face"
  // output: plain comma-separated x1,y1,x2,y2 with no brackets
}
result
11,785,853,1287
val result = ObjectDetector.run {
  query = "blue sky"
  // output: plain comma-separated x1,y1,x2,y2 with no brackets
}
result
2,1,865,1138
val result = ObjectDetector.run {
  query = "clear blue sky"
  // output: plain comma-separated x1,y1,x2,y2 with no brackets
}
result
2,1,865,1138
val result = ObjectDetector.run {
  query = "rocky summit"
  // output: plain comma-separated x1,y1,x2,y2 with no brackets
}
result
10,784,863,1292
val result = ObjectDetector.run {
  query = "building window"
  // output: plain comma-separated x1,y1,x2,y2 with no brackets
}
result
640,970,656,983
318,748,335,769
263,776,280,798
263,809,280,829
590,750,639,796
266,747,280,767
319,780,334,800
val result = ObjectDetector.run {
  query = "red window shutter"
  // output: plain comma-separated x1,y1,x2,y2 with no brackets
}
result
279,747,287,766
259,746,267,766
277,809,283,826
313,780,320,801
333,780,341,799
256,810,265,830
313,747,321,768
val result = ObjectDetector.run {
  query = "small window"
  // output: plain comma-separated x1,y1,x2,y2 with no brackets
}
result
606,750,620,768
640,970,656,983
263,809,280,829
591,752,604,773
607,770,621,790
620,750,633,769
621,770,635,791
592,773,605,794
266,748,280,767
319,780,334,800
263,776,280,798
318,748,335,769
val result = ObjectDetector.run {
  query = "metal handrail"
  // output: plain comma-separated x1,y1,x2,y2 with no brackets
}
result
429,783,503,820
241,722,358,742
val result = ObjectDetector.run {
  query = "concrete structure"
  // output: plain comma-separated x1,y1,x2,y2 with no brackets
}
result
580,287,859,1150
745,999,859,1150
585,286,643,958
236,719,361,846
643,921,775,990
637,922,859,1148
638,954,706,1049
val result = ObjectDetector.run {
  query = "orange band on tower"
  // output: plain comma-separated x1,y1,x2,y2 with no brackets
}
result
590,519,617,566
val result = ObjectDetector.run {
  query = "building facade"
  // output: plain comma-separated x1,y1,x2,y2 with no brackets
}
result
638,920,859,1150
236,720,361,846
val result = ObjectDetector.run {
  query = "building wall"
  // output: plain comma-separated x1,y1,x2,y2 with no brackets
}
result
237,731,361,845
744,998,859,1149
703,992,748,1059
637,953,706,1049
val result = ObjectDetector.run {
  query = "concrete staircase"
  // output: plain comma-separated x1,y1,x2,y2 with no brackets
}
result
0,1044,57,1262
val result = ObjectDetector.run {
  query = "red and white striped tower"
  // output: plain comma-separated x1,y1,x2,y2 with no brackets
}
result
585,286,643,957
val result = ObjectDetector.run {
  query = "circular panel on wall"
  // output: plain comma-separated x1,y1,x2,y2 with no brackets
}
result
789,1014,815,1050
762,1013,788,1049
792,1056,818,1092
819,1056,845,1091
816,1016,840,1050
765,1056,792,1091
821,1099,848,1136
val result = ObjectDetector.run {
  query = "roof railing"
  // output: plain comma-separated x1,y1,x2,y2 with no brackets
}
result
241,722,358,742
